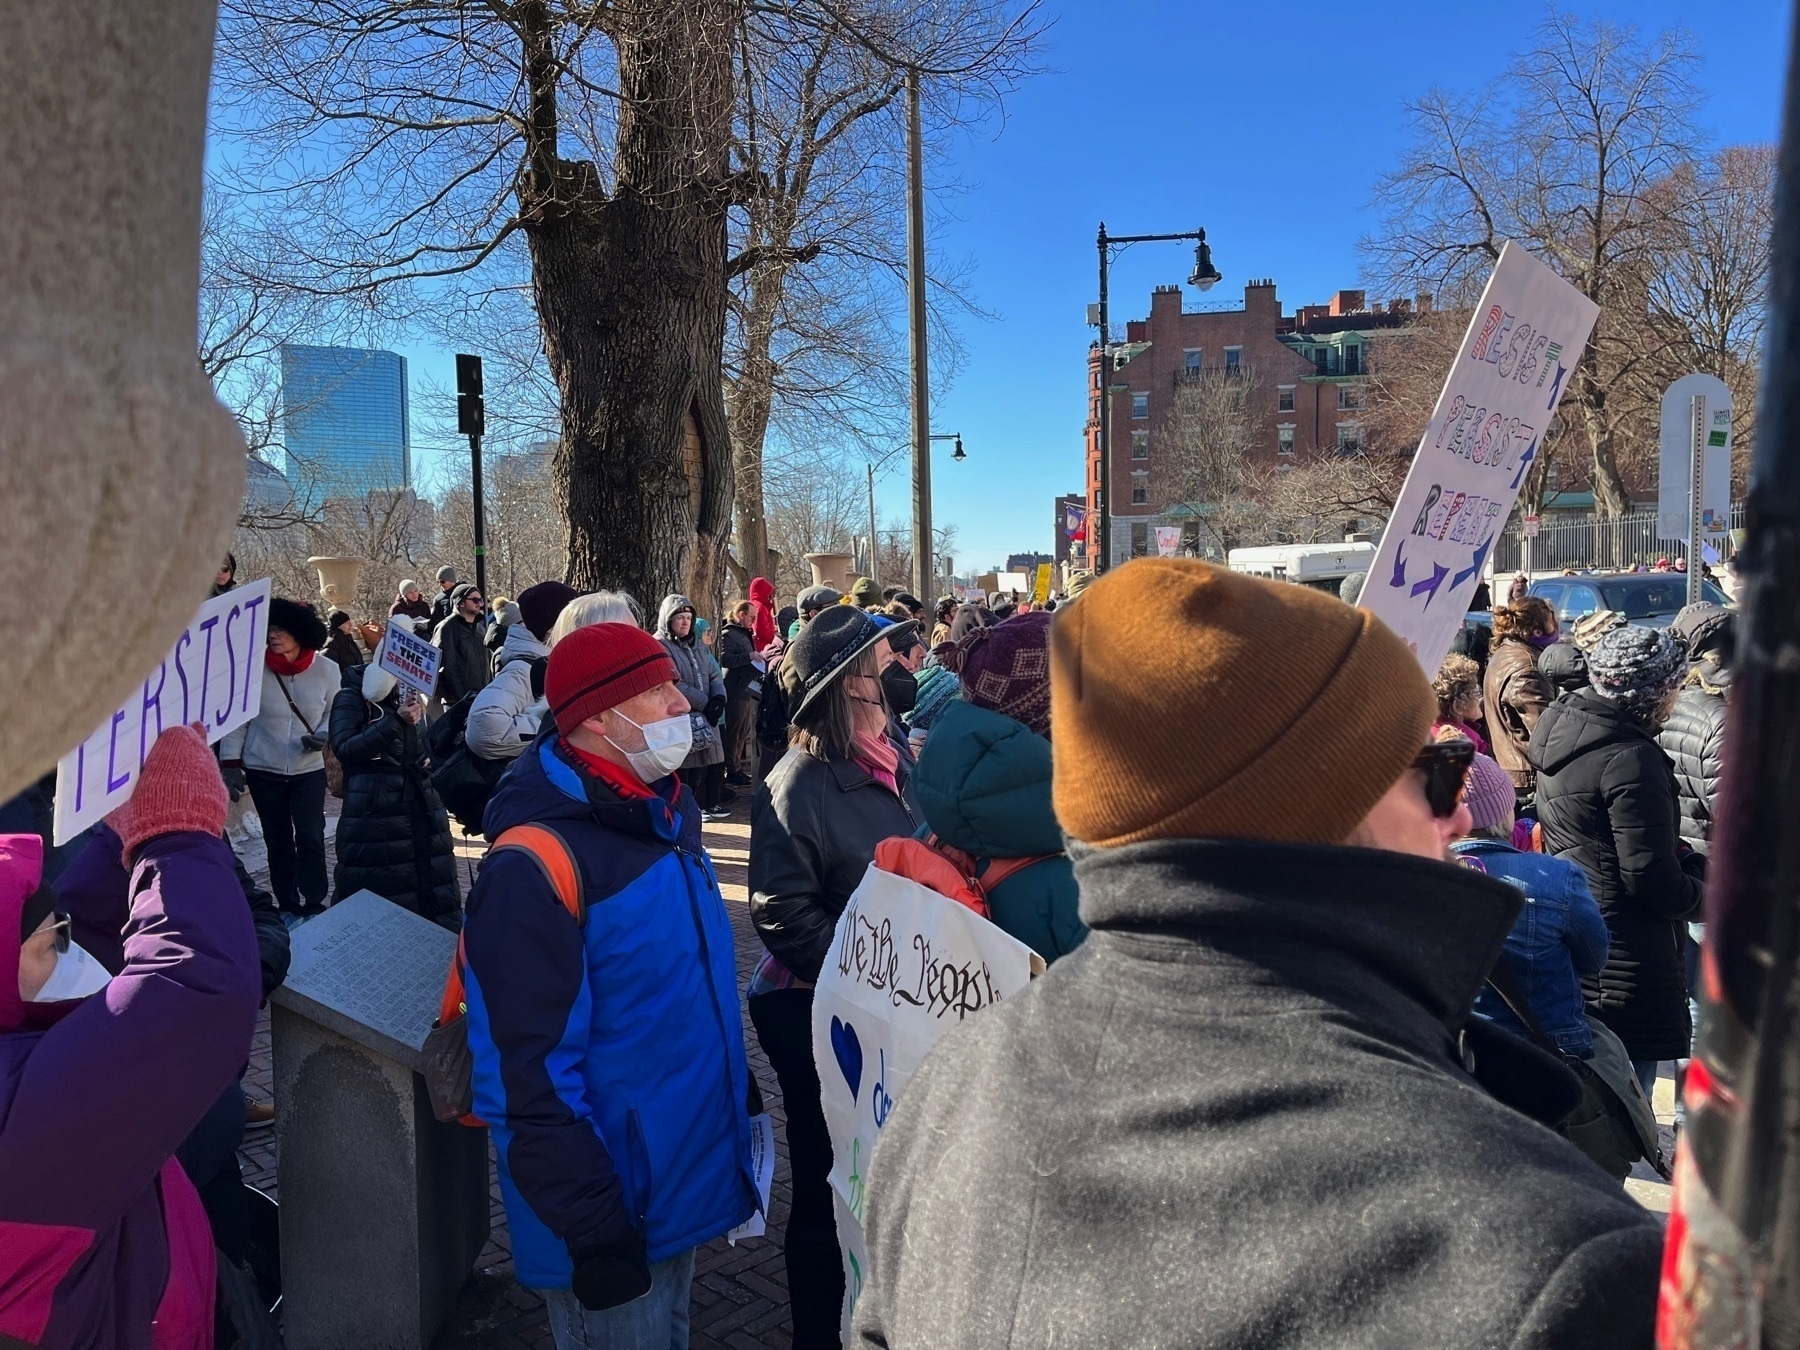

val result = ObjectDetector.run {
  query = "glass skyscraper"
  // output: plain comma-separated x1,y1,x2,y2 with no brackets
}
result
279,345,411,503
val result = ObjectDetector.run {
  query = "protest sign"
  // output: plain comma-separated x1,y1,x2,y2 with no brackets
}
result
1658,373,1733,544
812,863,1041,1341
54,578,272,843
1032,563,1053,604
1155,525,1183,557
380,616,440,696
1362,242,1600,674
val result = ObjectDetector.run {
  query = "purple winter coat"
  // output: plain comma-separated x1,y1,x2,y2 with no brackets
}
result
0,830,260,1348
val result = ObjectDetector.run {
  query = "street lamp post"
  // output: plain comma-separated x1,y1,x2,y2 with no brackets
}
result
1094,224,1220,571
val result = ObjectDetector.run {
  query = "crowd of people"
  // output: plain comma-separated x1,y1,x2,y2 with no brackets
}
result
0,548,1736,1348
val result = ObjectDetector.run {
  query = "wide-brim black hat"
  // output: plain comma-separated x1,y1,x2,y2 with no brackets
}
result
786,607,918,722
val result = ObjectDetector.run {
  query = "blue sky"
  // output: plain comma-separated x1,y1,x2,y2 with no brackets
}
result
406,0,1790,574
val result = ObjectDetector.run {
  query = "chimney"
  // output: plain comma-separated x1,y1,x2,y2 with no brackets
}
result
1389,297,1412,317
1243,278,1279,319
1329,289,1366,317
1416,292,1433,314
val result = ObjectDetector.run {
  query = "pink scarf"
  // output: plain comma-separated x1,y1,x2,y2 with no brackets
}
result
852,729,899,794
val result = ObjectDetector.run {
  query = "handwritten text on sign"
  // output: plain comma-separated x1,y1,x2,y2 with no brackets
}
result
380,616,440,696
812,863,1039,1342
54,578,272,843
1361,242,1600,674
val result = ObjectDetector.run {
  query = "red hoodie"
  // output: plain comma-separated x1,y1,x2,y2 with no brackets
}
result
748,577,777,651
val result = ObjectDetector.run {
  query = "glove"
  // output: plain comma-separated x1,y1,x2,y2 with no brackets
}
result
220,760,249,799
704,694,727,724
108,723,229,861
569,1228,652,1311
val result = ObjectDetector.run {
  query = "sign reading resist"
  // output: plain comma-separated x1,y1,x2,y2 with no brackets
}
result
54,578,272,843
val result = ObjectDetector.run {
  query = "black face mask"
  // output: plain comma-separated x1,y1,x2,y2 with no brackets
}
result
880,662,918,716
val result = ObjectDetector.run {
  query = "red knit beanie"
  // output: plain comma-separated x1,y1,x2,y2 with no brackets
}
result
547,623,680,736
107,724,229,861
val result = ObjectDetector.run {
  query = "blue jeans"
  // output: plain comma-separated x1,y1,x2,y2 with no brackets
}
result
1633,1059,1661,1101
542,1248,695,1350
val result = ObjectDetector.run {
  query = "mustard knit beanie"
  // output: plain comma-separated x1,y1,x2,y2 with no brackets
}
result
1050,559,1434,847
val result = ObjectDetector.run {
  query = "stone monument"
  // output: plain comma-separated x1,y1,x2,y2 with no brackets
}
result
0,0,246,805
806,551,856,591
308,555,365,619
270,891,489,1349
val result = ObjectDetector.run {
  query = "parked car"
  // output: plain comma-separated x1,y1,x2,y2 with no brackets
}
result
1528,573,1732,628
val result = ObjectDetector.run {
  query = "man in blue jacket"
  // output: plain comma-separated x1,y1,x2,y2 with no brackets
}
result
463,622,758,1347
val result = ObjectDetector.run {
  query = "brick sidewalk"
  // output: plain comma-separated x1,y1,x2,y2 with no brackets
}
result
236,794,794,1348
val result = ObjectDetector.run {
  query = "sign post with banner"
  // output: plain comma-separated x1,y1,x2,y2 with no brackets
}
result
812,863,1041,1342
1361,242,1600,673
54,578,273,843
380,616,441,697
1657,372,1733,605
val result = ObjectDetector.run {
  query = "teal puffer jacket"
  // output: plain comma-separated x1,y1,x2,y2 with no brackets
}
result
913,700,1086,962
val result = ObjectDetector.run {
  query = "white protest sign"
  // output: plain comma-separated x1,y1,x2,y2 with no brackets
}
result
1658,373,1733,544
380,616,440,696
1155,525,1183,557
812,863,1041,1341
726,1113,776,1245
1362,242,1600,674
54,578,272,843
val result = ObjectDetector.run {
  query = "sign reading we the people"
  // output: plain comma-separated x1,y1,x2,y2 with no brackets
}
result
54,578,272,843
811,863,1041,1342
1360,242,1599,674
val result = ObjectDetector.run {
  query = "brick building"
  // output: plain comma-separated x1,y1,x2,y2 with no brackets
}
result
1080,279,1413,567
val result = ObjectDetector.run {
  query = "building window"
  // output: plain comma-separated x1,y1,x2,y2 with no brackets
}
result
1131,391,1149,419
1277,386,1295,412
1184,348,1202,373
1344,344,1362,376
1337,384,1362,410
1092,457,1101,484
1277,425,1296,455
1131,522,1150,557
1337,423,1363,455
1314,348,1330,376
1131,430,1149,460
1224,346,1242,374
1131,484,1149,505
1091,367,1100,390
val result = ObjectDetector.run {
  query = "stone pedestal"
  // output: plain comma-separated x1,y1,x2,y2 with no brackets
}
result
308,555,365,619
270,892,489,1349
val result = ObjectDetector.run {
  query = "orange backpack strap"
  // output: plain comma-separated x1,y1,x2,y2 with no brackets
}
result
489,824,586,924
976,851,1062,893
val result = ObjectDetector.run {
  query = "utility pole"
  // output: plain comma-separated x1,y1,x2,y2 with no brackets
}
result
906,68,932,599
867,460,880,585
456,354,487,598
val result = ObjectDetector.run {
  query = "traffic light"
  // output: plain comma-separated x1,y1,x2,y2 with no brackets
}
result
455,353,484,438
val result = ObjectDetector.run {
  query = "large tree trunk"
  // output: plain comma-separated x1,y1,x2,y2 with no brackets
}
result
728,273,784,585
1575,352,1632,518
521,0,737,618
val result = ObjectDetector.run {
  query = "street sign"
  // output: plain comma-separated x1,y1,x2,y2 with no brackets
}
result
1658,372,1732,543
1361,242,1600,672
1523,514,1540,538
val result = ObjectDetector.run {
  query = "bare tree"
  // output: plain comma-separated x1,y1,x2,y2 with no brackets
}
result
1366,11,1719,515
1158,371,1266,557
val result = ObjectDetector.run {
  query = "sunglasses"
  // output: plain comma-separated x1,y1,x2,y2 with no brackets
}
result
1413,740,1476,819
40,912,71,954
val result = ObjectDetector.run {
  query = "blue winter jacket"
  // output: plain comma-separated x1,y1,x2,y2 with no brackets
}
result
463,732,757,1288
1453,837,1610,1058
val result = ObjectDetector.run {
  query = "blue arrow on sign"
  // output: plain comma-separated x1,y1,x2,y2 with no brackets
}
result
1410,562,1449,610
1508,434,1539,491
1452,534,1494,593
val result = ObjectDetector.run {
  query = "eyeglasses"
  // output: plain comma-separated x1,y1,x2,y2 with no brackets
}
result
1413,740,1475,819
40,912,71,954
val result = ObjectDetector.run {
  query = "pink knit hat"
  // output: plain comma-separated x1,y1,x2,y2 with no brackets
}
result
1463,751,1516,835
106,724,229,861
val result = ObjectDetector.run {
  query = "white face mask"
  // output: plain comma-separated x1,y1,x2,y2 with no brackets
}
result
605,710,693,782
32,940,113,1003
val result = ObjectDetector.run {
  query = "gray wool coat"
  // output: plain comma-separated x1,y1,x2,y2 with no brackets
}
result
853,838,1662,1350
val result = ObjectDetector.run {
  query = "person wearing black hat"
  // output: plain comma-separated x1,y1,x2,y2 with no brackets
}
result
324,609,364,671
432,581,492,706
747,604,919,1347
756,585,843,777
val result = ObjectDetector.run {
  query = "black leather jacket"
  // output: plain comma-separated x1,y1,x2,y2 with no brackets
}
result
748,747,920,983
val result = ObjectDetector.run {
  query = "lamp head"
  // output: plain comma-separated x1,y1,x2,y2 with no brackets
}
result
1188,229,1222,292
952,435,966,462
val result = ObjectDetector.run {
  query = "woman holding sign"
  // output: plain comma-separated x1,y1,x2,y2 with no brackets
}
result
220,598,338,923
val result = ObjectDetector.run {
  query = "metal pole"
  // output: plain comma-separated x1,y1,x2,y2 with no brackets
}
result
868,461,880,586
470,432,487,600
1097,224,1111,573
906,69,932,599
1689,393,1706,606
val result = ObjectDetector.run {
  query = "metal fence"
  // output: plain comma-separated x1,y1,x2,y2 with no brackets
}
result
1491,504,1746,575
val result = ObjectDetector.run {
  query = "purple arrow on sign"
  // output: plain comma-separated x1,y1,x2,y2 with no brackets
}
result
1452,534,1494,592
1389,543,1409,590
1410,562,1449,610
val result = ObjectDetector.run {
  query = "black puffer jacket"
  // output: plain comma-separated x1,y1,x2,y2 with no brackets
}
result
1529,689,1705,1060
719,620,759,698
748,747,919,982
328,664,460,926
433,613,491,704
1657,661,1730,854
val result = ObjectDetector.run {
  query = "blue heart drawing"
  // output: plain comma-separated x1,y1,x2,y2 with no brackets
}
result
830,1016,863,1102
